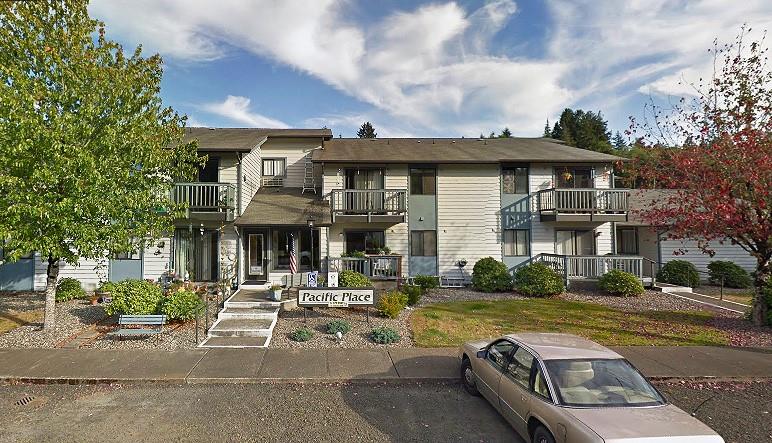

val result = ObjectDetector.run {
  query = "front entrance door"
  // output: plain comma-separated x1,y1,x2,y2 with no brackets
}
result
245,231,267,282
110,251,143,282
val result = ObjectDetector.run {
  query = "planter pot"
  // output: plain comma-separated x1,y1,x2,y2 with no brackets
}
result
94,291,110,304
271,289,282,301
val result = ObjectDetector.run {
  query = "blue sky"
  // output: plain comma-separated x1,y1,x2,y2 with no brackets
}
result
89,0,772,138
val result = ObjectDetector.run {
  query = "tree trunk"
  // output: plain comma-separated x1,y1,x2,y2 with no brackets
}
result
42,256,60,330
751,258,770,327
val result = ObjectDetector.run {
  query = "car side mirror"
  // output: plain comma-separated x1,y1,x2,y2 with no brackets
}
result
476,350,487,359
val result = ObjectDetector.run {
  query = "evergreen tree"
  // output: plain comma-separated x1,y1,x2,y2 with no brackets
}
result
499,127,512,138
488,131,496,139
356,121,377,138
543,119,551,137
612,131,628,150
549,108,613,153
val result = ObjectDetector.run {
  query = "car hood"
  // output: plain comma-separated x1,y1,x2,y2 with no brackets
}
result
566,404,724,443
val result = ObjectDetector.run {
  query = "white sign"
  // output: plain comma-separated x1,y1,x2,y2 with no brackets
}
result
327,272,338,287
298,288,374,307
307,271,318,288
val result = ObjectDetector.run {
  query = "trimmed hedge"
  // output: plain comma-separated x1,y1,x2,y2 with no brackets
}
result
55,278,86,302
378,290,408,318
403,284,423,306
104,279,163,316
471,257,513,292
657,260,700,287
339,270,372,288
513,263,564,297
707,261,752,289
162,289,204,321
598,269,644,297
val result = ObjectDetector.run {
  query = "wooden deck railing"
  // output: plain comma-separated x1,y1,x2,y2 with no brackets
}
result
327,256,402,280
537,188,629,213
535,253,643,283
330,189,407,214
171,183,236,211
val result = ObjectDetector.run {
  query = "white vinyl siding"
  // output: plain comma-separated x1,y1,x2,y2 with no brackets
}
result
261,138,322,189
142,237,171,282
660,238,756,275
240,147,262,215
436,164,501,276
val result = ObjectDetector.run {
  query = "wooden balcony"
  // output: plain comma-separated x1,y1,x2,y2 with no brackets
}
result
534,253,655,288
328,255,402,280
537,188,629,222
330,189,407,223
172,182,236,221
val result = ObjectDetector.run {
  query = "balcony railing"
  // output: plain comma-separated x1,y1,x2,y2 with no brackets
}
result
330,189,407,222
536,188,629,221
328,255,402,280
171,183,236,218
535,253,643,283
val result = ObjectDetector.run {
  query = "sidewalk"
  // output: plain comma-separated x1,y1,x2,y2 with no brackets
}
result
0,346,769,384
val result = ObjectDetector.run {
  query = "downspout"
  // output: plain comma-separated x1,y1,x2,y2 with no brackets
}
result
235,152,243,288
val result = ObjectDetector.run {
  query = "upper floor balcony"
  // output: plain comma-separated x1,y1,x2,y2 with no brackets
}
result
537,188,629,222
172,182,236,222
330,189,407,223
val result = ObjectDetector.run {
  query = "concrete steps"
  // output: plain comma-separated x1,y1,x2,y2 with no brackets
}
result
200,288,280,348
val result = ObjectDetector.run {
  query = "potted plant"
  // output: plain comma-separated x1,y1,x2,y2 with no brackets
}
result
560,168,573,182
94,281,112,305
269,283,283,301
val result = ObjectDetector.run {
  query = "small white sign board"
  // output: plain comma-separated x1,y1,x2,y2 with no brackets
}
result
307,271,318,288
297,288,374,308
327,272,338,287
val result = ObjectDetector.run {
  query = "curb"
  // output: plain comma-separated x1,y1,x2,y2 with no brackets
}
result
1,376,460,386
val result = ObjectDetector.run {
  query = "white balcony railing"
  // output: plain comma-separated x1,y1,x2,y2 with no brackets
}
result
171,182,236,212
537,188,629,214
330,189,407,215
535,253,643,282
328,255,402,280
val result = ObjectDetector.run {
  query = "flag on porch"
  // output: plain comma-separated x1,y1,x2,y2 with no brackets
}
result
288,233,297,274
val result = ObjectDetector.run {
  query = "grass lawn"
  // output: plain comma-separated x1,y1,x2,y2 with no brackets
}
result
411,298,729,347
0,309,42,334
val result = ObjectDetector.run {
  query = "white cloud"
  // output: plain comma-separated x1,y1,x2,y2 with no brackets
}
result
201,95,288,128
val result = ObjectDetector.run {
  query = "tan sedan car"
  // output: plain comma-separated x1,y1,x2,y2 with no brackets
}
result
459,333,724,443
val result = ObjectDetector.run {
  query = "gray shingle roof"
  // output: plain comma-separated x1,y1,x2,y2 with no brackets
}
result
314,137,624,163
235,188,331,226
183,127,333,152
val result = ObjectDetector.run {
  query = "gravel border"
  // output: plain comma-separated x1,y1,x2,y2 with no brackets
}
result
558,289,732,314
270,306,413,348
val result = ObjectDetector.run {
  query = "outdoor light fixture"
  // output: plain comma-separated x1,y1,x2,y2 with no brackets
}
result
307,218,315,229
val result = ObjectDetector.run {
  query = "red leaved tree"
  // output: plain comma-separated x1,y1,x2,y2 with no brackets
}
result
627,28,772,326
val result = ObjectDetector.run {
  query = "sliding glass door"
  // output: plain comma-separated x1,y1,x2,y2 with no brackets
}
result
173,229,219,281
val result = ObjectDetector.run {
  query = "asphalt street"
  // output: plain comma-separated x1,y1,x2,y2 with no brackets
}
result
0,381,767,443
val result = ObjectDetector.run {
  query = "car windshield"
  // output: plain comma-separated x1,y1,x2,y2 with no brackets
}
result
544,359,665,407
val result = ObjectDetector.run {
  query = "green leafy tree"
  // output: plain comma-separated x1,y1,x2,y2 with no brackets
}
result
499,127,512,138
0,0,201,329
356,121,377,138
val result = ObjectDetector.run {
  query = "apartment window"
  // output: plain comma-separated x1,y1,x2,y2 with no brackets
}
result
504,229,530,256
410,168,436,195
556,167,593,188
345,231,385,255
262,158,286,177
502,167,528,194
410,231,437,256
617,228,639,255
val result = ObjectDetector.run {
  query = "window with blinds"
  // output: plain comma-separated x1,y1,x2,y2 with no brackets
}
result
504,229,530,256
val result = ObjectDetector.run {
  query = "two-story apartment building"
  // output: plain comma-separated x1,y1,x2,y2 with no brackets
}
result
11,127,739,292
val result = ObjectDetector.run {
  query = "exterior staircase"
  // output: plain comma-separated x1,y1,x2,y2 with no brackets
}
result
199,287,280,348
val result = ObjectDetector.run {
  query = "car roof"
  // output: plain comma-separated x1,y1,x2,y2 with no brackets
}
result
503,333,623,360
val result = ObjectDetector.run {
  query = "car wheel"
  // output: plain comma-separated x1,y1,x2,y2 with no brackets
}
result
461,358,480,396
532,426,555,443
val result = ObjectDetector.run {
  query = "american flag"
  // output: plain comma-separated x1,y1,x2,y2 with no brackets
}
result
288,233,297,274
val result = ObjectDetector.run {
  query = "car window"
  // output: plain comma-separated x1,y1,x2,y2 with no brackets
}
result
486,340,515,371
505,347,534,388
533,365,551,401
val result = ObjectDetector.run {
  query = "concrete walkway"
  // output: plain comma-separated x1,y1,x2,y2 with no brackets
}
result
0,346,769,384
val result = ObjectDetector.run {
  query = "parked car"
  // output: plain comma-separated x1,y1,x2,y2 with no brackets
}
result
459,333,724,443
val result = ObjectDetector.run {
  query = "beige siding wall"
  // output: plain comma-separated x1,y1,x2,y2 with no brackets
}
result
240,148,261,214
261,138,322,189
660,238,756,276
217,153,239,185
436,164,501,276
142,237,171,281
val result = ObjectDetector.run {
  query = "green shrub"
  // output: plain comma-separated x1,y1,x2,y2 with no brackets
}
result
707,261,752,289
97,281,116,293
513,263,565,297
471,257,513,292
339,270,372,287
657,260,700,287
598,269,644,297
104,279,163,316
377,290,408,318
161,290,204,321
370,326,400,344
290,327,314,342
413,275,439,290
325,319,352,335
403,284,422,306
764,279,772,326
55,278,86,302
